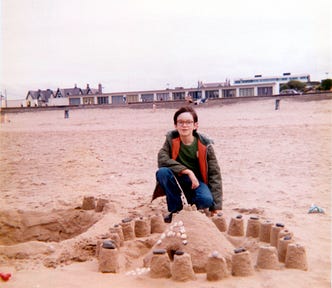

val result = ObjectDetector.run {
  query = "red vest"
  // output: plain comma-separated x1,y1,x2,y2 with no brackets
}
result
171,137,208,184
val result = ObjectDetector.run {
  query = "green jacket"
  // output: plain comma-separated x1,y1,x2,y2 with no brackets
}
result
152,130,223,210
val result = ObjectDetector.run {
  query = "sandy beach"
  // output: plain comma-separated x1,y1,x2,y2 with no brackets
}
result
0,97,331,287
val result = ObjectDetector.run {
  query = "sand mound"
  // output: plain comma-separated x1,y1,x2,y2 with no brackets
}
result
144,209,235,273
0,209,101,245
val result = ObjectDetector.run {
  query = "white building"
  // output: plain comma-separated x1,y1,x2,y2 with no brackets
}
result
72,81,279,105
233,73,310,93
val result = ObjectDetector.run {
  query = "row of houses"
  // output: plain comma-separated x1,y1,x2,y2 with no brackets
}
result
25,84,103,107
2,73,311,108
25,82,278,107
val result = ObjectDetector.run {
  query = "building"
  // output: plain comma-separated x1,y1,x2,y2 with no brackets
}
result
17,84,104,107
73,75,307,105
26,89,54,107
54,84,103,105
233,73,310,93
72,81,278,105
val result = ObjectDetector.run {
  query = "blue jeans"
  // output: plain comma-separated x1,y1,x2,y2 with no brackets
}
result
156,167,214,212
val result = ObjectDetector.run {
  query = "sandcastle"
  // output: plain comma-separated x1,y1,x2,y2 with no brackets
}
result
95,205,308,282
0,195,309,282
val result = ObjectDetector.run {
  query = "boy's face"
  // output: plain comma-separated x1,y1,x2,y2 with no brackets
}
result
175,112,198,137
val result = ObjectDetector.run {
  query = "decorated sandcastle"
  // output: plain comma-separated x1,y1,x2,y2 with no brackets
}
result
0,196,308,282
96,203,308,282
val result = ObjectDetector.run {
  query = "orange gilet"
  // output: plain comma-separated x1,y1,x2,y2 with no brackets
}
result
171,137,208,184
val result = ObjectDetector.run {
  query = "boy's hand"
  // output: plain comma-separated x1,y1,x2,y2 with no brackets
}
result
181,169,199,189
189,174,199,189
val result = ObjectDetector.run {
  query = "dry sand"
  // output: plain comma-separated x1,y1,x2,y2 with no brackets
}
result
0,97,331,287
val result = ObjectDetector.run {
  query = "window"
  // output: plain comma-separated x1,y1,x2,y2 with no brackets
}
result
97,96,109,104
141,94,154,102
188,91,202,100
172,92,185,100
112,95,125,104
126,95,138,103
69,98,80,105
205,90,219,99
83,97,95,104
239,88,254,97
257,87,273,96
222,89,236,98
156,92,170,101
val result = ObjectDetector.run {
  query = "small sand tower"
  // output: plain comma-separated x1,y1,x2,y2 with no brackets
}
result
109,224,124,246
278,235,294,262
246,216,260,238
285,243,308,271
82,196,96,210
98,240,119,273
171,251,196,281
228,215,245,237
231,248,255,276
149,249,171,278
150,214,166,233
206,251,228,281
256,245,280,270
270,223,285,247
134,216,151,238
211,212,228,232
259,220,273,243
121,218,135,241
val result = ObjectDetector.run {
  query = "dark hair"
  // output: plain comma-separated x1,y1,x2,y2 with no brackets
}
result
173,106,198,125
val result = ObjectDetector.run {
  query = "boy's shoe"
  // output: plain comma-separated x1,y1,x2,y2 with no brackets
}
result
164,212,173,223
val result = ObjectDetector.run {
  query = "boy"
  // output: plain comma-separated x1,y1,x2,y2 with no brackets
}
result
152,106,222,221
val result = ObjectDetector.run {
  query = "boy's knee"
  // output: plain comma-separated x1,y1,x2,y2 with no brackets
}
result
156,167,172,180
196,193,213,209
158,167,170,173
204,195,214,207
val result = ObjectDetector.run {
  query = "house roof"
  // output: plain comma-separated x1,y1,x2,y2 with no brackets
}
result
25,83,102,101
81,88,99,95
26,89,54,101
55,84,101,97
56,87,82,97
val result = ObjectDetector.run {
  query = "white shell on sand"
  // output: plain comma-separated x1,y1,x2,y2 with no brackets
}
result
211,251,219,258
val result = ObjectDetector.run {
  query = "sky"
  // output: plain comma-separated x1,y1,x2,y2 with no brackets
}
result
1,0,331,100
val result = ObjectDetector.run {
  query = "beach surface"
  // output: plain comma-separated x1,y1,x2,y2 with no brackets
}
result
0,97,331,287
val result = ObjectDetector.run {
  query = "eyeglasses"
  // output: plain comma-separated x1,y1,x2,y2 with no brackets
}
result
177,120,194,126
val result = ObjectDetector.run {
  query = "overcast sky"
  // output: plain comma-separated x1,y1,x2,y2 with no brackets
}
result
1,0,331,99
